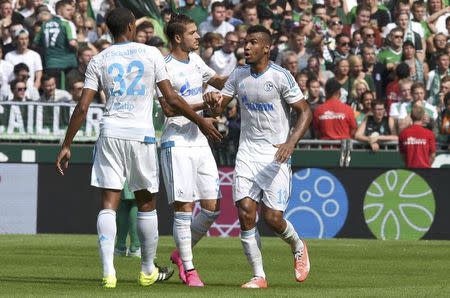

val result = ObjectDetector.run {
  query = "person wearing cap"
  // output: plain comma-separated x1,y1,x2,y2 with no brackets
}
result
5,27,43,89
313,78,357,140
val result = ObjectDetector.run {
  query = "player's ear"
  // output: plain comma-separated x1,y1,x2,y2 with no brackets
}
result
174,33,182,44
264,43,270,54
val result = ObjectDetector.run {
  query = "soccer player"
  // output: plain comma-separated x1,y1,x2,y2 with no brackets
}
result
157,14,227,287
204,25,312,288
55,8,222,289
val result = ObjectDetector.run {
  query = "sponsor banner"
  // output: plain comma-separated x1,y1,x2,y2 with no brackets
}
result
35,165,450,239
0,164,38,234
0,101,165,141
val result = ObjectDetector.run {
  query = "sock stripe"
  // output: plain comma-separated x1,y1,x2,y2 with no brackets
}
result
241,228,257,238
174,212,192,221
200,209,220,218
137,210,157,219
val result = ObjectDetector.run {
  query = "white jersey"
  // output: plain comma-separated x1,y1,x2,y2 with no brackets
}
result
158,52,215,147
84,42,168,142
222,62,304,162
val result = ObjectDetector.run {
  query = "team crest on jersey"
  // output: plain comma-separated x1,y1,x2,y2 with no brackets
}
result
264,81,274,92
176,188,184,198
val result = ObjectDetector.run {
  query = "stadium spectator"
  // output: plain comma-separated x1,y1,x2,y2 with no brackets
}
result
241,1,259,26
351,88,372,126
136,21,154,44
326,33,351,70
333,58,350,103
386,62,411,111
65,46,93,89
378,27,404,71
355,99,397,152
325,0,347,25
427,0,450,35
93,38,110,52
39,74,71,102
295,70,309,95
208,31,238,76
360,25,380,50
5,27,42,89
438,92,450,149
313,78,357,140
398,82,438,132
9,78,30,101
177,0,207,26
68,75,83,102
198,1,234,38
19,0,43,19
0,0,24,26
23,4,51,34
348,54,375,94
401,40,428,84
429,75,450,110
427,33,448,70
343,5,372,37
9,62,39,100
1,22,24,56
390,78,413,121
281,50,298,77
394,12,425,61
361,44,388,100
399,103,436,168
200,32,223,62
0,43,14,99
427,52,450,105
276,27,312,71
411,1,432,41
33,0,78,89
134,26,147,44
223,1,242,27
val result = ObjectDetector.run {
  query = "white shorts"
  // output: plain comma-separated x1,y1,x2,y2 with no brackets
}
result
91,136,159,193
160,145,220,204
233,158,291,211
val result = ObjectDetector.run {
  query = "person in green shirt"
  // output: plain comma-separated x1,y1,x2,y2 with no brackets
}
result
114,181,140,257
178,0,208,26
378,27,403,71
33,0,78,89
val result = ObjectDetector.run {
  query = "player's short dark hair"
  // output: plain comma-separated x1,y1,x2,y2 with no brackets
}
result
166,13,195,43
325,78,341,98
106,8,135,38
246,25,272,45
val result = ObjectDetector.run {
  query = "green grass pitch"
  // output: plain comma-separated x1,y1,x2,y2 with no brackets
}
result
1,235,450,297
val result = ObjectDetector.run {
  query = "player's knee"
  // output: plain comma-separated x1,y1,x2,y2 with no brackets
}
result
238,208,256,226
263,211,283,230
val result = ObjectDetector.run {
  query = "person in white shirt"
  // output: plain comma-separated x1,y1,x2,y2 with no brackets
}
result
0,44,14,100
208,31,238,76
39,74,72,102
157,14,227,287
198,1,234,37
5,28,43,89
55,7,222,289
204,25,312,289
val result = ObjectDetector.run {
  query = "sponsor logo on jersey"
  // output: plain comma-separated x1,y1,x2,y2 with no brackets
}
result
318,110,346,120
403,137,427,145
241,95,274,112
264,81,274,92
180,80,202,97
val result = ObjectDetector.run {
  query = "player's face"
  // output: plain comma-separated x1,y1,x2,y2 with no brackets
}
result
244,32,269,64
181,22,200,51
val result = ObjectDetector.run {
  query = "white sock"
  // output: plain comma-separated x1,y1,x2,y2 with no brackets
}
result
191,208,220,247
137,210,158,275
240,227,265,278
174,212,194,271
97,209,116,278
277,220,304,253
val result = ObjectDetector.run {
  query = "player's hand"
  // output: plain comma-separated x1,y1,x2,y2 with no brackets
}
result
56,146,71,176
273,143,295,163
199,117,222,142
203,92,222,108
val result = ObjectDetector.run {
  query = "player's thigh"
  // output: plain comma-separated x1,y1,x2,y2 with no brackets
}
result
91,137,126,190
160,146,195,204
126,141,159,193
233,158,263,205
261,162,291,212
196,147,220,201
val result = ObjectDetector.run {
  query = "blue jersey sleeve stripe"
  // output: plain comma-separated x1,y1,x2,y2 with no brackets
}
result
270,64,296,88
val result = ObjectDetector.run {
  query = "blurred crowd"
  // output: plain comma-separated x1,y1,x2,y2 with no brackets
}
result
1,0,450,157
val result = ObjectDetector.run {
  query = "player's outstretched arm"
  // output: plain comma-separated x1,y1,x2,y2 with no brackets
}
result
56,88,97,175
207,75,228,90
203,91,233,117
274,100,312,163
157,97,207,117
158,80,222,142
